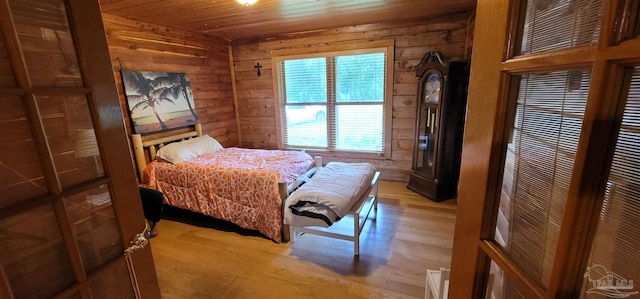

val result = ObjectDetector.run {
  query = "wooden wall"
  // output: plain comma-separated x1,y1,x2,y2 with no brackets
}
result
232,13,470,181
101,14,239,147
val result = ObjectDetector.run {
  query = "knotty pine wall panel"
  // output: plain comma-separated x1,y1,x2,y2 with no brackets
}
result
101,13,239,147
232,14,470,181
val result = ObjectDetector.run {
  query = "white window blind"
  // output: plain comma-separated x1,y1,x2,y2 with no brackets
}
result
282,57,328,148
580,66,640,298
278,51,386,153
519,0,604,55
496,69,590,289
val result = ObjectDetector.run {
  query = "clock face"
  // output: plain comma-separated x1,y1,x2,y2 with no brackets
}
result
423,72,441,104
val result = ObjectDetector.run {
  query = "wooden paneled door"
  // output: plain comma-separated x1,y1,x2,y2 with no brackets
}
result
450,0,640,298
0,0,160,298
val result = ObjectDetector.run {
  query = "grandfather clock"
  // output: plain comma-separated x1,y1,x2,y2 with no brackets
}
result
407,51,468,202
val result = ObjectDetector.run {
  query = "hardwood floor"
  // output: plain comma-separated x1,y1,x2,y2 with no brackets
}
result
149,180,457,298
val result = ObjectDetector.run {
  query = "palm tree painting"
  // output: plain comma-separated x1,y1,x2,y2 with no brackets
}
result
122,70,198,133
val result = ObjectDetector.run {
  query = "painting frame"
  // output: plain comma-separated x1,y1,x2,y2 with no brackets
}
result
121,70,198,134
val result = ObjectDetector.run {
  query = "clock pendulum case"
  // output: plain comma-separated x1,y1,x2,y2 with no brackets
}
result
407,51,469,202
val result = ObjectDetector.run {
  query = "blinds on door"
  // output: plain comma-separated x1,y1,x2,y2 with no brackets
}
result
580,66,640,297
519,0,604,55
496,69,590,289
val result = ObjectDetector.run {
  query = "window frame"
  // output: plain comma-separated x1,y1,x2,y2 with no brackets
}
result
271,40,394,159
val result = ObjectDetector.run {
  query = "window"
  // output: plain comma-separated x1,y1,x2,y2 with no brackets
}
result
273,42,393,156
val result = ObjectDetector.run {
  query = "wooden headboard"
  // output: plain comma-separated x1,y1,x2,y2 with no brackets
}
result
131,123,202,180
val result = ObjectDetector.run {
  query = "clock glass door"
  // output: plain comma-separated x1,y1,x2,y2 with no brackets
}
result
415,71,441,178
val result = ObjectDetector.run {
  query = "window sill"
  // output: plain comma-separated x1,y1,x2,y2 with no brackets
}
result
290,148,389,161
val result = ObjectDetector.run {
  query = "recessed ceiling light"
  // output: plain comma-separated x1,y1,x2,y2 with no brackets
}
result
237,0,258,6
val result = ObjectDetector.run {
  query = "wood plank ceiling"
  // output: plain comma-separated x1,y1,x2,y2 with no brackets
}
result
98,0,477,41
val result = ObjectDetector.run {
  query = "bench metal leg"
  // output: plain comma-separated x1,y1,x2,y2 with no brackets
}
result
354,211,360,256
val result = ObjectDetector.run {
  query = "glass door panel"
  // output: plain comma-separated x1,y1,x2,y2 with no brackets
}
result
89,259,135,299
518,0,604,55
0,204,75,298
495,69,590,288
37,94,104,188
487,260,527,299
0,30,17,87
0,95,48,207
579,66,640,298
614,0,640,43
64,184,122,274
8,0,83,87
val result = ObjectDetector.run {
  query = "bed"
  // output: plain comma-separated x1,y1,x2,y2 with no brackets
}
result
131,124,317,242
132,124,380,251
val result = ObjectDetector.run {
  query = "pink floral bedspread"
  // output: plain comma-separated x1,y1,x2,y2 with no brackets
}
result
144,148,314,242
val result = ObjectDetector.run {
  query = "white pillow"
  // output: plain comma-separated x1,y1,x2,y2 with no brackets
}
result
156,135,223,164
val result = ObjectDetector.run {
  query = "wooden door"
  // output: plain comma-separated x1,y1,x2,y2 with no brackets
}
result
0,0,161,298
450,0,640,298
